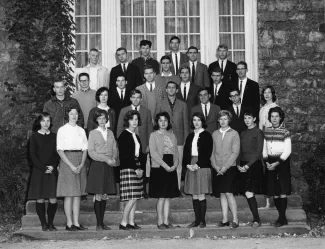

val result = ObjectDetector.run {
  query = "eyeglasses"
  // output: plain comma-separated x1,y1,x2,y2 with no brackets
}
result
230,94,239,98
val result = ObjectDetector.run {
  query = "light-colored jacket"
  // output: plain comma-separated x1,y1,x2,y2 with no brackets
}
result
76,64,110,90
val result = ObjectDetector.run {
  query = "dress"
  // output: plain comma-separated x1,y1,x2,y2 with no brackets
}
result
56,123,88,197
27,131,59,199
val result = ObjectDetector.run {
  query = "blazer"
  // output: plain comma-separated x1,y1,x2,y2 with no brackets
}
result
228,105,246,134
117,105,153,153
76,64,110,90
166,52,189,75
209,83,232,110
181,61,210,88
149,131,178,168
109,63,142,92
208,60,238,86
177,82,201,119
87,107,116,132
158,98,189,145
191,103,221,134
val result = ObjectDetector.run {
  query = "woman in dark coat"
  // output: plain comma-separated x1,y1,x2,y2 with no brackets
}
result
28,112,59,231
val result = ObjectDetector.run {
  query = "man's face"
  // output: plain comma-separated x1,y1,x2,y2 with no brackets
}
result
144,68,155,82
170,39,180,52
116,50,127,63
53,81,65,97
166,83,178,97
199,90,210,105
211,72,223,84
130,93,141,106
217,48,228,60
180,68,190,82
140,45,150,57
187,48,198,62
79,75,90,89
236,64,248,79
229,90,241,105
116,76,127,90
161,59,171,72
89,51,100,65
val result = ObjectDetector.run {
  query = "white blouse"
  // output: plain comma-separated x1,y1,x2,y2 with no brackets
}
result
57,123,88,151
96,127,107,141
126,129,140,157
191,128,204,156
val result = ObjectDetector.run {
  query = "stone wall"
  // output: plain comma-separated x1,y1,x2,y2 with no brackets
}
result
258,0,325,202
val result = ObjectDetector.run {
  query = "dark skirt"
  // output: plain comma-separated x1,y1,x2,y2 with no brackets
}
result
212,166,237,194
266,157,291,196
86,160,117,195
27,168,57,200
184,156,212,195
120,168,144,201
236,160,264,194
149,154,180,198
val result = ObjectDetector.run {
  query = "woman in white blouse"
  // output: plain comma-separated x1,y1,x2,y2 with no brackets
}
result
259,85,278,131
56,105,88,231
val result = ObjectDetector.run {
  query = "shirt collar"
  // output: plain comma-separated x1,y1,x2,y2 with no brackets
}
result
181,81,190,85
161,72,173,77
194,128,204,135
219,127,231,134
219,58,228,64
80,87,91,92
131,105,140,110
201,102,210,107
98,105,110,111
116,87,125,93
38,130,50,135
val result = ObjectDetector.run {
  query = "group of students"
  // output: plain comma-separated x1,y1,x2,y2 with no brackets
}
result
27,39,292,232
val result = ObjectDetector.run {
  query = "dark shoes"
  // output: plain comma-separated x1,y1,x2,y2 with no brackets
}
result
41,223,49,231
230,221,239,228
187,221,200,228
199,221,206,228
48,224,57,231
157,223,167,230
119,224,130,230
65,225,77,231
217,221,230,227
273,219,288,228
101,224,111,230
127,223,141,230
73,224,88,230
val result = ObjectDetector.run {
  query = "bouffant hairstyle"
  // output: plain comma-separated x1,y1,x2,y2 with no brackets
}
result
190,112,207,129
64,105,81,122
93,109,109,125
153,112,172,131
261,85,277,106
217,110,233,124
123,110,141,128
268,106,285,125
95,87,109,103
32,112,52,132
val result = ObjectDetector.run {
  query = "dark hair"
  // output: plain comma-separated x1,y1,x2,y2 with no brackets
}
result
116,75,126,81
140,40,152,48
187,46,198,53
217,110,233,124
229,87,240,95
143,64,154,73
160,55,172,63
190,112,207,129
89,48,99,53
210,67,223,75
64,105,81,122
261,85,277,105
243,107,257,118
123,110,141,128
93,109,109,125
198,87,211,95
53,77,66,87
237,61,248,69
130,89,142,98
153,112,172,131
32,112,52,132
166,81,179,89
116,47,127,54
95,87,109,103
169,36,180,43
179,66,190,74
78,72,89,81
217,44,228,51
268,106,285,125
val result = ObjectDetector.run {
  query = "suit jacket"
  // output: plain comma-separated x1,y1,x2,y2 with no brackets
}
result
177,82,201,119
109,63,142,92
76,64,110,90
208,60,238,86
117,105,153,153
158,98,189,145
191,103,221,134
181,61,210,88
209,83,232,110
166,52,189,75
228,105,246,134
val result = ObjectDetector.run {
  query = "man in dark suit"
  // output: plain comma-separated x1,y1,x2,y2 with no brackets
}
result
180,46,210,88
166,36,189,75
109,47,142,91
234,61,260,123
227,88,246,134
191,88,221,134
208,44,238,86
209,67,232,110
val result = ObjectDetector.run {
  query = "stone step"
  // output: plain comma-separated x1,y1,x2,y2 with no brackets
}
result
22,208,307,228
14,224,310,240
26,195,303,214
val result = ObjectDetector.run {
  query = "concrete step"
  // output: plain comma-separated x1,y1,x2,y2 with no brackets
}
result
22,208,307,228
14,224,310,240
25,195,303,214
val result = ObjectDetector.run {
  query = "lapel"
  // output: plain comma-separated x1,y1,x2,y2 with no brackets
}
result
242,78,250,98
177,86,185,101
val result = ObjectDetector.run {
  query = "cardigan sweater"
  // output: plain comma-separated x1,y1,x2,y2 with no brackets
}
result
87,107,116,132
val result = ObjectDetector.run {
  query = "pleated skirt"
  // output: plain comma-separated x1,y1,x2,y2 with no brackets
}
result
236,160,264,194
120,168,144,201
27,169,57,200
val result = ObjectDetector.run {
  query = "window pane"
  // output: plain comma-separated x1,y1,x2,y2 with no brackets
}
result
134,35,145,50
233,0,244,15
76,52,88,68
233,51,245,63
177,18,188,33
150,52,157,60
121,35,132,50
165,18,175,33
127,53,133,62
89,0,101,15
133,0,144,16
121,0,131,16
233,17,244,32
147,35,157,50
76,34,88,50
190,35,200,49
121,18,132,33
219,17,231,32
176,0,187,16
89,17,101,33
146,18,156,33
89,34,101,49
178,34,188,51
233,34,245,49
220,34,232,49
165,35,173,50
76,17,87,33
189,0,200,16
75,0,87,15
164,0,175,16
145,0,156,16
189,18,200,33
133,18,144,33
133,52,140,58
219,0,230,15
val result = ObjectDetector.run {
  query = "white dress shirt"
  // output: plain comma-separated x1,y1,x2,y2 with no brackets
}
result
238,77,247,102
232,103,241,116
89,67,99,90
116,87,126,99
190,61,197,76
126,129,140,157
191,128,204,156
180,81,190,99
214,82,223,96
171,52,181,72
146,82,156,91
120,62,129,72
219,59,228,71
201,102,211,117
131,105,140,112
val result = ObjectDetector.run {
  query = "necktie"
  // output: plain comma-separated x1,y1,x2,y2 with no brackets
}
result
150,83,153,92
183,84,187,101
175,53,178,75
221,60,224,73
239,80,243,94
205,104,208,119
214,85,217,104
192,62,195,82
121,90,124,101
123,63,127,75
236,106,240,117
135,106,138,111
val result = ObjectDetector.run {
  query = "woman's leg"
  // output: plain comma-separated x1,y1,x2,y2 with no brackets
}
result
64,197,73,227
163,198,170,225
121,199,137,226
274,194,288,227
129,200,138,226
36,199,47,229
72,196,81,226
157,198,165,225
101,195,108,227
198,194,207,227
245,191,260,224
47,198,57,230
188,195,200,227
225,193,238,224
94,194,102,228
220,193,229,223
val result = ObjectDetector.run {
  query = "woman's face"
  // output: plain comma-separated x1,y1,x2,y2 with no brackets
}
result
99,90,108,104
264,88,273,102
158,116,168,130
219,115,230,128
40,116,51,131
244,115,256,128
270,112,281,127
128,115,139,129
68,109,78,123
97,114,107,128
193,116,202,129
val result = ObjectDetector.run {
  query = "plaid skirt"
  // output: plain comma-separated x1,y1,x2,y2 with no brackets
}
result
120,168,144,201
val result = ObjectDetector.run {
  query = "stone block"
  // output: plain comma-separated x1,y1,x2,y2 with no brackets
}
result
316,41,325,52
284,78,297,87
258,11,287,22
274,0,297,12
267,59,281,68
259,30,274,48
274,30,287,45
297,58,313,68
289,13,306,20
308,31,324,42
311,0,325,11
283,59,295,69
272,48,290,58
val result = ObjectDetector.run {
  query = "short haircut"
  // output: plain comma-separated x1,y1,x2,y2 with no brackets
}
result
140,40,152,48
143,64,154,73
160,55,172,63
130,89,142,98
217,44,228,51
89,48,99,53
78,72,89,81
95,87,109,103
32,112,52,132
243,108,257,118
169,36,180,43
179,65,190,74
116,75,126,81
166,81,179,89
93,109,109,125
237,61,248,69
191,112,207,129
229,87,240,95
64,105,81,122
187,46,198,53
217,110,233,124
211,67,223,75
153,112,172,131
198,87,211,95
116,47,127,54
268,106,285,125
261,85,277,105
53,77,66,87
123,110,141,128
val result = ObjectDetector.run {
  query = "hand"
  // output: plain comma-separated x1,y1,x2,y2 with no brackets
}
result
238,165,248,173
45,166,53,174
164,166,172,172
187,164,195,172
267,163,277,171
70,165,79,174
145,146,150,153
170,165,177,172
217,167,227,176
192,164,200,171
135,169,143,178
106,158,115,166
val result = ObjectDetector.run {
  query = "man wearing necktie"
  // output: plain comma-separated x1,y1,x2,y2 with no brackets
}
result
167,36,189,75
227,88,246,134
